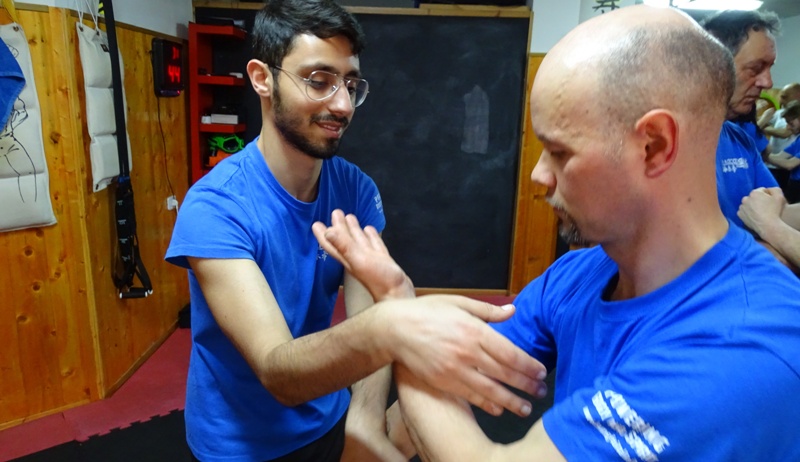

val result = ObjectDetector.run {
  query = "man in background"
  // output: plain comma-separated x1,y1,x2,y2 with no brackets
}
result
701,10,781,228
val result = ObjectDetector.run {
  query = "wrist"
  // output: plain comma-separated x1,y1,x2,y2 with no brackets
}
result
378,275,415,301
759,217,791,243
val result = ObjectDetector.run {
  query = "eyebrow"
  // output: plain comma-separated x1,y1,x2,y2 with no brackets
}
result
297,62,362,79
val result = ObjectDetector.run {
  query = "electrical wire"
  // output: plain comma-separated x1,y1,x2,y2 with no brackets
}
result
154,66,177,202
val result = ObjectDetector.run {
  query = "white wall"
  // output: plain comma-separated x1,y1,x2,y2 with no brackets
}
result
20,0,192,38
578,0,636,24
773,14,800,87
531,0,636,53
530,0,580,53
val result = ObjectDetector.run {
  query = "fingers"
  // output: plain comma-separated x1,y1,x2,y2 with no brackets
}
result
426,294,515,323
365,225,388,253
475,333,548,399
462,370,537,418
764,187,787,201
343,212,372,249
311,220,351,272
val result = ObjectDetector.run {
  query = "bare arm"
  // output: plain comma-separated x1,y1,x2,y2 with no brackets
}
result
762,126,794,139
395,364,565,462
313,210,548,418
738,187,800,270
756,107,775,130
766,152,800,171
781,202,800,230
189,256,393,406
340,271,406,462
189,254,542,413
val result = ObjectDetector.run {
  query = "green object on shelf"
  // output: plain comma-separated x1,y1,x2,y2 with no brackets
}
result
208,134,244,154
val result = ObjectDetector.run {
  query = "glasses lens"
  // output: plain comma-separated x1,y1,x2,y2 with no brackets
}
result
305,71,337,101
305,71,369,107
350,78,369,107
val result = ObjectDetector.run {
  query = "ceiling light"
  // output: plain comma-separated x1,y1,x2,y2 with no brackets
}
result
642,0,763,10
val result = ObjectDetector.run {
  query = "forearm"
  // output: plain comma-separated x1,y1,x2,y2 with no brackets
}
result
763,126,792,138
262,305,394,406
759,220,800,270
395,365,496,462
767,153,800,170
781,203,800,230
349,366,393,423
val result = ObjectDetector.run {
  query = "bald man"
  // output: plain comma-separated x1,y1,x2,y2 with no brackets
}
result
314,5,800,461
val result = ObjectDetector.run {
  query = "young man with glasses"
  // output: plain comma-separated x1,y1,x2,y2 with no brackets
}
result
166,1,546,461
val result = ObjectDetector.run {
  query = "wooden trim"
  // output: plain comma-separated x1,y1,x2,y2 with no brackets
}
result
508,53,557,294
104,323,178,397
415,288,510,296
65,6,184,41
9,2,48,13
192,1,531,18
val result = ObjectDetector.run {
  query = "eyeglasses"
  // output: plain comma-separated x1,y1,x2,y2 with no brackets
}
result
272,66,369,108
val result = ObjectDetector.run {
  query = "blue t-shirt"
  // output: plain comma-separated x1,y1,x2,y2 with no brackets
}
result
165,140,385,461
494,225,800,461
784,137,800,181
733,120,769,154
716,121,778,228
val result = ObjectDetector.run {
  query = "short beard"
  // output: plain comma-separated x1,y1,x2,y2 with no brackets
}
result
273,85,348,160
551,202,591,247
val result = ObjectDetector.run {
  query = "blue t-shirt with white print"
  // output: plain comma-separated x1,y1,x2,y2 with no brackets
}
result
166,139,385,462
493,224,800,461
716,121,778,228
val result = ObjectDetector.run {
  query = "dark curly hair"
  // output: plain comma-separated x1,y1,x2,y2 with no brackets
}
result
250,0,366,80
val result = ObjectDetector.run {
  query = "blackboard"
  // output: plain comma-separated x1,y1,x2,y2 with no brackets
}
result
195,8,530,289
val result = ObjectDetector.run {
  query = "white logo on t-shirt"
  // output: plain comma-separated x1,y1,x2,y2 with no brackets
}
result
583,390,670,461
722,157,749,173
317,245,329,261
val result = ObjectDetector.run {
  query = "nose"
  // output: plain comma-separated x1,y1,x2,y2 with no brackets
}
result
327,84,356,115
531,152,555,192
756,69,773,91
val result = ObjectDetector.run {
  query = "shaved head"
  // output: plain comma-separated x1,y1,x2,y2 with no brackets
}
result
534,6,734,134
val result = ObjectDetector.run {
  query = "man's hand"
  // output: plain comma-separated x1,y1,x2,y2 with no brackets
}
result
313,210,548,418
738,187,786,239
313,210,414,301
380,295,547,417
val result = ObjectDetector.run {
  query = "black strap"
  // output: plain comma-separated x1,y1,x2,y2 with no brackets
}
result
104,0,152,298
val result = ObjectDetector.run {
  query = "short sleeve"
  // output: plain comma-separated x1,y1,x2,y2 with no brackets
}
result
165,183,256,269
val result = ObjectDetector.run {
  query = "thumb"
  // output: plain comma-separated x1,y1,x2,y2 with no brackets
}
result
481,303,516,323
456,297,515,323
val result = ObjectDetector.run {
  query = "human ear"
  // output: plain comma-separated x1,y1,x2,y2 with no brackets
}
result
635,110,677,179
246,59,272,98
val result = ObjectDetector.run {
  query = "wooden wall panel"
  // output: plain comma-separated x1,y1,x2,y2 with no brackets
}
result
0,6,190,429
0,8,99,429
69,16,191,394
509,54,557,294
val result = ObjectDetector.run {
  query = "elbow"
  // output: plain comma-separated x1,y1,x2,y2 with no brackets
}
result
260,376,306,407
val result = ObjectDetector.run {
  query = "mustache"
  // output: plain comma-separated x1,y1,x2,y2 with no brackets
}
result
546,198,566,213
311,114,349,129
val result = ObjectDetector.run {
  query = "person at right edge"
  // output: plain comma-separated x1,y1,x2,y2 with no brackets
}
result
312,5,800,461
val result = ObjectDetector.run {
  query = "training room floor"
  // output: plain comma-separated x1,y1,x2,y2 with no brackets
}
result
0,327,192,461
0,294,547,461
